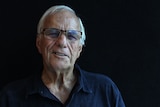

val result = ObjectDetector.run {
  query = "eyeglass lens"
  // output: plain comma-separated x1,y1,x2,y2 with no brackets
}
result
43,28,81,41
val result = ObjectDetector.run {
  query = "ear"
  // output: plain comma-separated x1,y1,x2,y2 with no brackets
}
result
77,45,83,58
36,35,42,54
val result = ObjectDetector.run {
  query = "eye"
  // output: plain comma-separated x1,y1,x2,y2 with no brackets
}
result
44,29,60,38
67,30,80,40
67,33,77,40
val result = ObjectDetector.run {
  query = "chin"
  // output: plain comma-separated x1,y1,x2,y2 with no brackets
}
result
52,62,71,70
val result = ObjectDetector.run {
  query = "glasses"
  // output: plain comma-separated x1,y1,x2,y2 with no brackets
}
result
41,28,82,41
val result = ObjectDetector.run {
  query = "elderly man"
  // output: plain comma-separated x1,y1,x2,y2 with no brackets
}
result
0,5,125,107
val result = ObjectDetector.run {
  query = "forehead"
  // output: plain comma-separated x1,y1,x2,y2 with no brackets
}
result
43,10,80,30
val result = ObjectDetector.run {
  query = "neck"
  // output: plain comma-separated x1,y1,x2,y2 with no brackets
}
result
41,68,77,103
41,68,77,89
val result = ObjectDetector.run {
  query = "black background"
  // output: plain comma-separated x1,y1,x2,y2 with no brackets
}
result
1,0,160,107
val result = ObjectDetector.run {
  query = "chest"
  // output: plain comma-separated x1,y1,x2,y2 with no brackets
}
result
14,92,110,107
8,81,114,107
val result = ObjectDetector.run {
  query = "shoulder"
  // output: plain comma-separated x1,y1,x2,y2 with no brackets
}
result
0,75,33,96
81,70,123,97
81,70,120,91
76,65,113,84
83,70,114,84
79,70,125,106
0,75,34,106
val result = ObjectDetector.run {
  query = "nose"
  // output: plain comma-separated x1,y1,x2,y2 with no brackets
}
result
55,33,67,48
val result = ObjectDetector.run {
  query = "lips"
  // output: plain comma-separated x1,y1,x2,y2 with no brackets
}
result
52,51,69,57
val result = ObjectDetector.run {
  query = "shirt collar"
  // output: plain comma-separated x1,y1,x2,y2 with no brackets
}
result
74,64,93,93
25,71,53,99
25,64,92,98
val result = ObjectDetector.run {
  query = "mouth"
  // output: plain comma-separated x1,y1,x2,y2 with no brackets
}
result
52,52,69,58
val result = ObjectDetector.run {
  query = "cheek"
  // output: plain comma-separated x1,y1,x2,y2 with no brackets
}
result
72,45,82,57
40,40,55,55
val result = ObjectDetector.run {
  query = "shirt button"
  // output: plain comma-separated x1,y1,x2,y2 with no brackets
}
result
40,91,43,94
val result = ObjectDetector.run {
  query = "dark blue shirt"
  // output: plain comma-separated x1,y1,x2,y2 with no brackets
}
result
0,65,125,107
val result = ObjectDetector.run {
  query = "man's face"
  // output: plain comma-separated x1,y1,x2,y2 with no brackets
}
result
36,10,82,71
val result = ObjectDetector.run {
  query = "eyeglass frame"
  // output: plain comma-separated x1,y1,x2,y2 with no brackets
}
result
40,28,82,42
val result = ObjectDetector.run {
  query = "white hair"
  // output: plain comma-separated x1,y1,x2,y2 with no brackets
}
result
37,5,86,46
